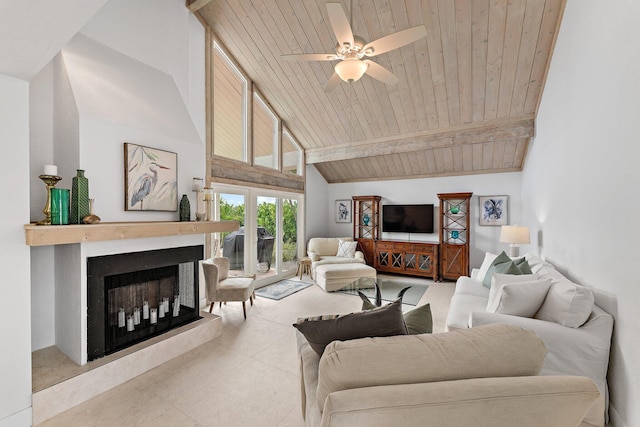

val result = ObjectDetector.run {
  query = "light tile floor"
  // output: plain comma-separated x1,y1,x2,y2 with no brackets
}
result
38,276,455,427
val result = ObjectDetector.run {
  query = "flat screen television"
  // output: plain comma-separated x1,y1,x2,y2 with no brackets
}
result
382,204,434,233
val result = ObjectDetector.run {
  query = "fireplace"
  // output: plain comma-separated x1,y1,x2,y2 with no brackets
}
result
87,245,202,361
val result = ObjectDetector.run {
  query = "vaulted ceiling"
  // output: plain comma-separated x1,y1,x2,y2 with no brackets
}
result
193,0,566,183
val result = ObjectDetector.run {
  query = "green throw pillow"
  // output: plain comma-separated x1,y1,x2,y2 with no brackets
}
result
403,303,432,334
482,251,513,287
514,258,533,274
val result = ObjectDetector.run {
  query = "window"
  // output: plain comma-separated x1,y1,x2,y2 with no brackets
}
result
282,128,303,175
213,41,248,162
252,92,278,170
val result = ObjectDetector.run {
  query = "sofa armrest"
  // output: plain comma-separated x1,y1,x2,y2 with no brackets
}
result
470,311,611,389
308,251,320,261
320,376,599,427
354,251,364,260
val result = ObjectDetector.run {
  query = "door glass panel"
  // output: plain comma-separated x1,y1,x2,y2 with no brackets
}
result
256,196,277,279
282,198,298,272
218,193,246,275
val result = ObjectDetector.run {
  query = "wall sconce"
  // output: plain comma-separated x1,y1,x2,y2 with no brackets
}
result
499,225,530,257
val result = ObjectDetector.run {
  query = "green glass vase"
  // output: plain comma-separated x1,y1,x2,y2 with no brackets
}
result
70,169,90,224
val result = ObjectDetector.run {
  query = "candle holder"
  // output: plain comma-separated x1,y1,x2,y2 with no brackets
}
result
38,174,63,225
203,188,214,221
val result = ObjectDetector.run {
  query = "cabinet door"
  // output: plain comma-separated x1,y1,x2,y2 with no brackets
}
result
441,244,468,280
356,238,375,266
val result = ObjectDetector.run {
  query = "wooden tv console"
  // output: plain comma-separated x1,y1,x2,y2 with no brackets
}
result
374,240,439,281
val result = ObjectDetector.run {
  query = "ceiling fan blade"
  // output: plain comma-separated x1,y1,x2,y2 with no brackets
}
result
281,53,339,61
363,60,399,85
324,72,342,92
326,3,354,48
363,26,427,57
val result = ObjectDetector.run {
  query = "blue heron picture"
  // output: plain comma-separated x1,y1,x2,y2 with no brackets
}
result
124,143,178,211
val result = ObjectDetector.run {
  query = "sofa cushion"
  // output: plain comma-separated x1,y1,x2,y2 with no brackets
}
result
293,298,407,356
535,279,595,328
487,278,552,317
316,324,547,411
336,239,357,257
487,273,540,313
476,252,498,283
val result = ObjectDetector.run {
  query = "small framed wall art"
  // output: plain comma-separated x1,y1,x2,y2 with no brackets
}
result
124,143,178,211
335,199,352,223
479,195,508,226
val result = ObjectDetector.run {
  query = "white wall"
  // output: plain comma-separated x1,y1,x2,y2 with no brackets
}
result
304,165,330,243
521,1,640,425
28,0,207,361
0,74,33,425
326,172,523,269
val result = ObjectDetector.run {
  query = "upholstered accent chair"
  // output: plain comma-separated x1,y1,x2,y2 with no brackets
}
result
202,257,255,319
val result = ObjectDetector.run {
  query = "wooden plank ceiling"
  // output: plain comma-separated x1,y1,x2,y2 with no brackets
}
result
195,0,566,183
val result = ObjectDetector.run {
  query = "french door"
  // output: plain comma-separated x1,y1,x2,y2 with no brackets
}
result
212,185,303,286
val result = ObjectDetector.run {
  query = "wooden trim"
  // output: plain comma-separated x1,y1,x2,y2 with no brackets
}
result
209,156,304,193
305,117,535,164
24,221,239,247
186,0,214,13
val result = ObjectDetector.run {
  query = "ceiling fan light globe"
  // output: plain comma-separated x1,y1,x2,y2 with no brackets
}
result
335,59,369,82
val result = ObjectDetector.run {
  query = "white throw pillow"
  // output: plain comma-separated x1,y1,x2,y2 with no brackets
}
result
488,279,552,317
336,240,357,258
535,280,594,328
476,252,498,283
487,273,539,313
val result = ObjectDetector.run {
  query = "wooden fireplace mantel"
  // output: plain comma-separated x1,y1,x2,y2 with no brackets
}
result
24,220,239,246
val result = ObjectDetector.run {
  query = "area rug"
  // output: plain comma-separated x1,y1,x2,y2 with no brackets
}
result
255,280,313,300
339,279,428,306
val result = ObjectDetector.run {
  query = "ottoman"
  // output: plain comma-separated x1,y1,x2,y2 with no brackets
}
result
315,263,377,292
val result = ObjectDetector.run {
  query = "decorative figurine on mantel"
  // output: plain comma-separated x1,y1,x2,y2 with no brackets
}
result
83,199,101,224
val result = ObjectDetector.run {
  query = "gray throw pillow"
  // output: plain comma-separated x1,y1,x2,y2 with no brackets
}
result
293,298,408,355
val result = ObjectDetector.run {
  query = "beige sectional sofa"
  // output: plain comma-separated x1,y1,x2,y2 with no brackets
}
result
296,323,599,427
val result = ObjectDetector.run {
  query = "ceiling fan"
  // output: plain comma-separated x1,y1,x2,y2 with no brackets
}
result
281,2,427,92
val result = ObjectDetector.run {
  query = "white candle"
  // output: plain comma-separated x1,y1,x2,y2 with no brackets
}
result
163,297,169,313
173,296,180,317
150,308,158,324
133,307,140,325
158,304,165,318
126,315,134,332
143,301,149,320
43,164,58,176
118,308,125,328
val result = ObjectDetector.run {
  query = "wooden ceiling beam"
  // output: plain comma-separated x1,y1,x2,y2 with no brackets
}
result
305,116,535,164
187,0,214,13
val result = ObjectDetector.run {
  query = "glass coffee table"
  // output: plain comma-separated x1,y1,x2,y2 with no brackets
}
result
340,276,419,307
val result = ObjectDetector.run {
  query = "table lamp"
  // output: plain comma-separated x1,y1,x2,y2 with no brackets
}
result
499,225,530,257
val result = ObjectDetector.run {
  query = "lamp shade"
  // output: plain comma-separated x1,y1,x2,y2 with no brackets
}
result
499,225,530,244
335,59,369,82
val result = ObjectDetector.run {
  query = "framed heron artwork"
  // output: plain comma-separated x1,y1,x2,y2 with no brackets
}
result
479,195,508,226
124,143,178,211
